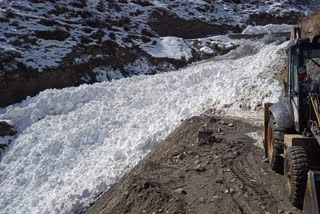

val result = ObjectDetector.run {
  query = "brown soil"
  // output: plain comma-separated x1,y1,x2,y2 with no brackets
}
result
299,10,320,38
84,116,302,214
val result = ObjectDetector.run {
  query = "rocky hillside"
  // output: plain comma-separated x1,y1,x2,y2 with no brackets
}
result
300,10,320,37
0,0,319,106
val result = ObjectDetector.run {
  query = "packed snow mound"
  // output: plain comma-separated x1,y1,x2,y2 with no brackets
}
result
141,37,193,60
242,24,293,35
0,39,287,214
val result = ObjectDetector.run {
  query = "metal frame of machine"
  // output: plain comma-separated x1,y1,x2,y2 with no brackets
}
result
263,27,320,212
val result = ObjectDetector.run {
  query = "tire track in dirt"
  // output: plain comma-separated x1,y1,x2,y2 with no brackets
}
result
84,116,302,214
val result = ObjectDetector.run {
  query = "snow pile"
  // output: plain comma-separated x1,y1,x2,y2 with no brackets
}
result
0,39,287,214
141,37,193,60
242,24,292,35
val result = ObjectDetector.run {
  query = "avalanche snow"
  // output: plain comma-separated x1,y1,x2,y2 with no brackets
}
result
0,34,287,214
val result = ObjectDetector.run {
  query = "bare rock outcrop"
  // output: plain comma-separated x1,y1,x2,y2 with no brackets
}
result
0,121,16,137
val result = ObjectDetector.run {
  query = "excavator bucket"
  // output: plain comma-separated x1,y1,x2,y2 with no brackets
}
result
304,171,320,214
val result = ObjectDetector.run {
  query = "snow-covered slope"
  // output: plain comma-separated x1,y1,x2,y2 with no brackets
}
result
0,0,319,107
0,0,316,75
0,33,288,213
0,0,315,72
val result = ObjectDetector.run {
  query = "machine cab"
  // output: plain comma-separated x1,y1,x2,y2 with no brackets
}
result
286,35,320,133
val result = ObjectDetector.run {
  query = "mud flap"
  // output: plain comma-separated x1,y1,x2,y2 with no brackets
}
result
264,103,272,158
303,170,320,214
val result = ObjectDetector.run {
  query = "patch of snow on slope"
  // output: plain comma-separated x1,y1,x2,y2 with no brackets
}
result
0,41,287,214
141,37,193,60
200,46,214,54
242,24,292,35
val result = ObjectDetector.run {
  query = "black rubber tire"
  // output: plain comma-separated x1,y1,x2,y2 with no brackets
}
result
267,114,284,173
284,146,309,209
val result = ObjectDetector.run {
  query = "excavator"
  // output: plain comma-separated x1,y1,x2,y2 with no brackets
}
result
264,27,320,213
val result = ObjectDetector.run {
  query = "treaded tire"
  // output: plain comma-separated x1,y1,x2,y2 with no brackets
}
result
284,146,308,209
267,114,284,173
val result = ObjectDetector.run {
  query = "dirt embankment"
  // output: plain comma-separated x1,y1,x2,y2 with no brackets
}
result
300,10,320,38
84,116,301,214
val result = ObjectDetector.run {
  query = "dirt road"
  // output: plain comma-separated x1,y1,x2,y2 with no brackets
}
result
84,116,301,214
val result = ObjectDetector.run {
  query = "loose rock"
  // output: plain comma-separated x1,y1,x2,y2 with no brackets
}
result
197,129,217,145
210,196,220,202
174,188,187,194
0,143,6,149
199,197,206,203
233,151,240,156
195,164,206,172
0,121,17,137
219,120,226,125
215,178,224,184
176,154,184,160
